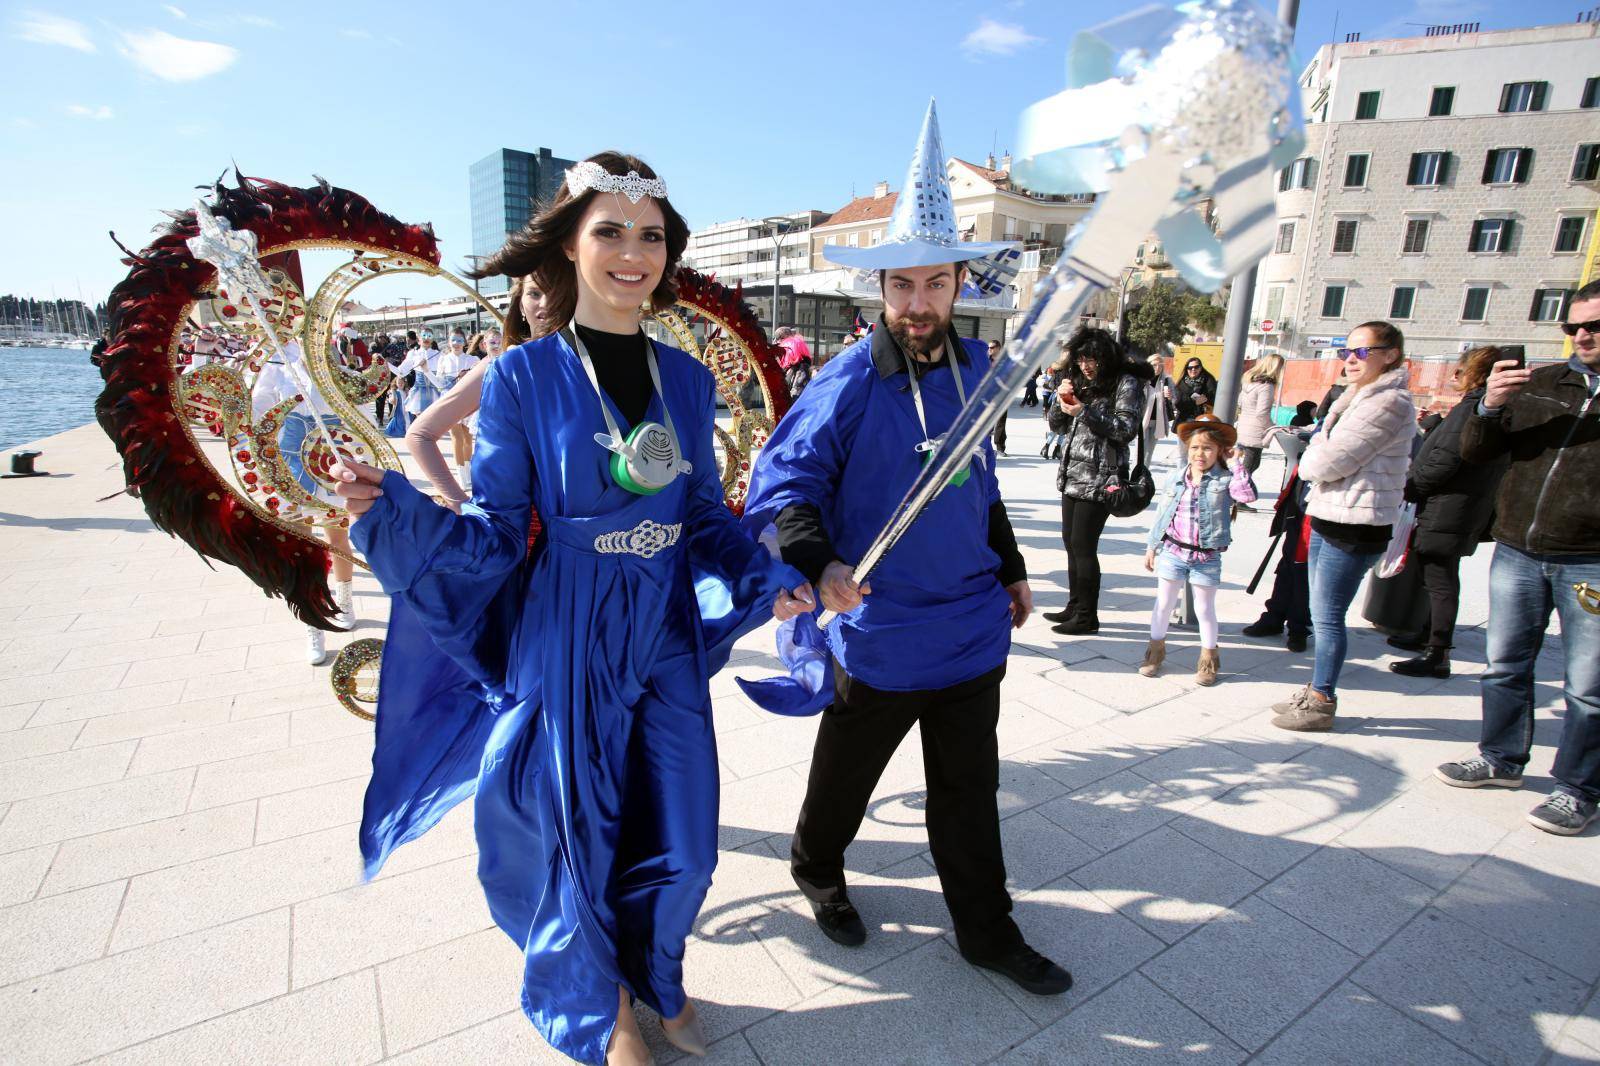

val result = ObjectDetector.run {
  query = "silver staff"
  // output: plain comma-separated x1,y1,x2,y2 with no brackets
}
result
817,0,1301,627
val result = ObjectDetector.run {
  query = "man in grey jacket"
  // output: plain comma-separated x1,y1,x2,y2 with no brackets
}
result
1435,279,1600,836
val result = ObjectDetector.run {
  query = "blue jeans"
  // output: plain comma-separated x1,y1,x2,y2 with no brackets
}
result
1308,532,1382,698
1479,544,1600,802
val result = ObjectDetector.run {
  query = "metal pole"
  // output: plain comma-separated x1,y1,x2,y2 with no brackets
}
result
1212,0,1299,421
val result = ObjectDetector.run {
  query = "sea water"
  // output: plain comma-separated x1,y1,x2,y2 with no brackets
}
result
0,347,103,452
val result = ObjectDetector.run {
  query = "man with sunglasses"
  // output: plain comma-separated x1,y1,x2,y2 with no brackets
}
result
1436,279,1600,836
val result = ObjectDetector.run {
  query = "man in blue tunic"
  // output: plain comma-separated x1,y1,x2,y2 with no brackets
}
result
744,101,1072,997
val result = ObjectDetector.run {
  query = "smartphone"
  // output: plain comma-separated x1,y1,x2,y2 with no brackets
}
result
1499,344,1526,370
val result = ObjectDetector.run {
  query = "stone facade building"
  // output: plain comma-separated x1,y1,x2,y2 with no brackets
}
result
1253,22,1599,360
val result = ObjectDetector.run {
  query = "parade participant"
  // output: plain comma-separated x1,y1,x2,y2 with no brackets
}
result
1138,415,1256,684
251,338,358,663
776,326,814,398
1272,322,1415,731
330,151,813,1065
407,330,498,506
503,275,549,346
1436,280,1600,835
435,334,480,484
742,102,1072,997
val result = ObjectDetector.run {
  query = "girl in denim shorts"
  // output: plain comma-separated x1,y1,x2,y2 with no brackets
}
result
1139,415,1257,685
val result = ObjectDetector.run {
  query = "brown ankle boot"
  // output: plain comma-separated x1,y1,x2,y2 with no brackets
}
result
1195,647,1220,687
1139,639,1166,677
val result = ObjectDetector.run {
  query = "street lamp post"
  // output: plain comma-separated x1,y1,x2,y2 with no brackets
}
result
400,297,411,334
761,216,795,337
462,255,489,334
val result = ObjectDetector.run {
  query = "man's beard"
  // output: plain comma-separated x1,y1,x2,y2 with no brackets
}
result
886,306,953,358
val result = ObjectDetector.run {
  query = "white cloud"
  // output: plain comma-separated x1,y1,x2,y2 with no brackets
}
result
163,4,188,19
237,14,277,28
13,12,95,52
65,104,114,120
339,27,373,40
960,17,1042,57
118,28,238,81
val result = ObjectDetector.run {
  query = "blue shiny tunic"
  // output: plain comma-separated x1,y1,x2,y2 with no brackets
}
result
743,335,1012,694
351,332,795,1064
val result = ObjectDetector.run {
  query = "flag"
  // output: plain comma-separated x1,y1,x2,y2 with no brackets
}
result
851,310,873,338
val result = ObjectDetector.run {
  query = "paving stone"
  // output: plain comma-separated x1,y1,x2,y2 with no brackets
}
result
1016,724,1161,793
0,701,39,731
1547,1033,1600,1064
1073,826,1264,943
996,972,1245,1065
1255,981,1481,1065
998,807,1099,891
1142,895,1360,1053
84,971,382,1066
715,715,820,780
230,680,340,720
74,699,234,746
254,775,366,844
41,801,257,895
125,714,290,776
0,879,126,986
382,1011,569,1065
1434,852,1600,983
291,855,494,988
716,764,810,851
1,664,131,711
0,741,136,804
1257,843,1435,955
56,632,203,671
743,936,1036,1066
0,842,55,905
0,909,290,1066
1056,658,1188,713
1354,907,1591,1066
187,732,374,810
25,679,188,728
1337,788,1512,890
995,697,1077,756
1100,700,1228,748
0,720,85,762
0,768,194,854
1173,788,1344,878
1034,769,1198,854
377,928,525,1053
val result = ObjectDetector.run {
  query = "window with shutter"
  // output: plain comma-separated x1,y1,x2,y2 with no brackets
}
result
1333,220,1359,253
1275,222,1295,254
1321,285,1346,318
1555,216,1586,253
1390,286,1416,320
1408,152,1446,187
1429,86,1455,116
1484,149,1526,185
1403,218,1430,254
1343,154,1370,187
1499,82,1546,112
1530,289,1570,322
1462,287,1490,321
1583,77,1599,109
1355,91,1380,120
1469,218,1511,253
1573,144,1600,182
1513,149,1533,184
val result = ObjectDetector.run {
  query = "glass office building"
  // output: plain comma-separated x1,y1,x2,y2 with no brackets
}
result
468,147,574,295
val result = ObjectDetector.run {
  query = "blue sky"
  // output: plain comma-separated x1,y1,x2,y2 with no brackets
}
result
1,0,1578,309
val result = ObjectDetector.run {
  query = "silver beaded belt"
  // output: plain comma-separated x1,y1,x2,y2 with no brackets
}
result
593,519,682,559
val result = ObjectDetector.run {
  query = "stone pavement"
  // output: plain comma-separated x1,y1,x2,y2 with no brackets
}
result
1,412,1596,1066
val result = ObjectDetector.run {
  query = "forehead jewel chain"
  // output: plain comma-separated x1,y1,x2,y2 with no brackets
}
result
565,161,669,230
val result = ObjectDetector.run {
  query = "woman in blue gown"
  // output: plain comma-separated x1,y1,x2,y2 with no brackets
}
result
332,152,813,1065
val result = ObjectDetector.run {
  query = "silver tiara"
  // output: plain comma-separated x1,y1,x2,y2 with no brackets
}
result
564,161,669,204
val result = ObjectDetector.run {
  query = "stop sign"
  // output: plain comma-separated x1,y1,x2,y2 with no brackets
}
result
1261,318,1276,332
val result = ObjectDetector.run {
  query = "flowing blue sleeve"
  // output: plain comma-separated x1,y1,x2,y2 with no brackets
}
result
680,367,802,671
350,356,532,686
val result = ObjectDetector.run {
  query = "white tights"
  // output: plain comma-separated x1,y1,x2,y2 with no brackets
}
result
1150,577,1218,647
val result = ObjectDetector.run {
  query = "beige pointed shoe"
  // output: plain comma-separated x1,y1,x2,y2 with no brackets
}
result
1195,647,1220,687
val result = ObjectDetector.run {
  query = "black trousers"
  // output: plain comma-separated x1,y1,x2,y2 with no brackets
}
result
1060,495,1112,618
1262,516,1312,637
992,410,1009,454
1417,550,1463,650
374,390,389,428
1237,445,1262,475
791,660,1022,961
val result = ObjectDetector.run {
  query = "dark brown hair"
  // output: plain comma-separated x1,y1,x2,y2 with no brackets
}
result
470,151,689,333
1354,320,1405,358
1457,345,1500,393
502,276,533,346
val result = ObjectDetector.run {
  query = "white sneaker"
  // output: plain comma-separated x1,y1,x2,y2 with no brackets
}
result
333,581,355,630
306,626,328,666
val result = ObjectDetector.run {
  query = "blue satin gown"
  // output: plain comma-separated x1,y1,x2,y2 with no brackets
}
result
351,331,797,1064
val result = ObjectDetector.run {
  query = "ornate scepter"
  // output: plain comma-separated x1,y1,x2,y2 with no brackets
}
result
815,0,1303,627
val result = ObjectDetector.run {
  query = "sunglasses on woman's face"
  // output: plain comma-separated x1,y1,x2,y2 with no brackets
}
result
1336,346,1393,361
1561,318,1600,337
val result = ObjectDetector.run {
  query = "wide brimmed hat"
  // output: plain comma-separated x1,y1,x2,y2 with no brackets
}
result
1175,413,1237,449
822,99,1020,274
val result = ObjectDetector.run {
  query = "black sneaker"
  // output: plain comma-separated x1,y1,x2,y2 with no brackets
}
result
1242,616,1284,638
809,899,867,947
1285,632,1308,653
965,943,1073,996
1434,756,1523,790
1527,792,1598,836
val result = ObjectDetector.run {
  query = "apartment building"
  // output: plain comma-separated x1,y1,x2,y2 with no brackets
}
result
1253,21,1599,359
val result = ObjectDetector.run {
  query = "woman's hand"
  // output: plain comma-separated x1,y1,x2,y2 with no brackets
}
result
330,458,386,518
772,583,816,622
1144,549,1156,572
